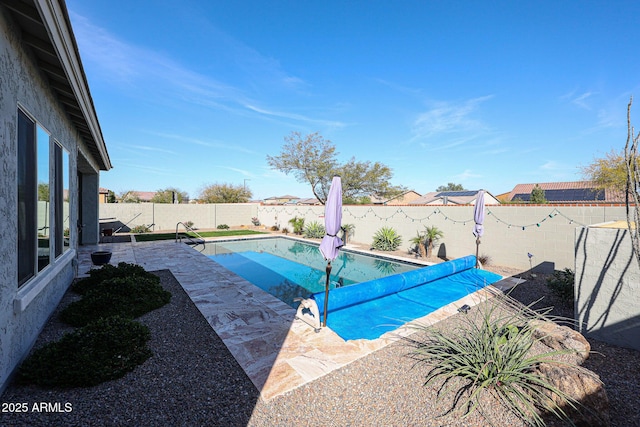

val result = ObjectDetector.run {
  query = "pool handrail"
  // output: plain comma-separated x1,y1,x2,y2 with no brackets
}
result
175,222,206,250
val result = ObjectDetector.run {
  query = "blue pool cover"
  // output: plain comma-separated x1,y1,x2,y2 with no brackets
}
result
311,255,502,340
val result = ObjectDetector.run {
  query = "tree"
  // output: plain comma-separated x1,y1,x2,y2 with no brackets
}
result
38,183,49,202
267,131,404,204
530,184,547,204
151,187,189,204
581,149,629,193
424,225,444,258
119,190,141,203
107,190,117,203
337,157,405,203
436,183,466,192
199,183,252,203
624,97,640,270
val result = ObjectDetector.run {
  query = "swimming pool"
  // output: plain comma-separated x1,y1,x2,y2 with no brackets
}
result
203,237,421,307
203,237,502,341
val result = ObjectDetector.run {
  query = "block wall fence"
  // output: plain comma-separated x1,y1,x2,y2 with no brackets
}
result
575,225,640,351
99,203,630,271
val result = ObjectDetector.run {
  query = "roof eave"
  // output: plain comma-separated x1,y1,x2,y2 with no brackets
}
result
6,0,112,171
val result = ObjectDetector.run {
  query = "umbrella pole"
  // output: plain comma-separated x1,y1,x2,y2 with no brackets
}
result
475,237,480,268
323,262,332,327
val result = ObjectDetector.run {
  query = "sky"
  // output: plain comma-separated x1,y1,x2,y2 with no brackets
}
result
66,0,640,201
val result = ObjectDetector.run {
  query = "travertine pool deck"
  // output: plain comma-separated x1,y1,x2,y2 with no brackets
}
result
77,238,521,401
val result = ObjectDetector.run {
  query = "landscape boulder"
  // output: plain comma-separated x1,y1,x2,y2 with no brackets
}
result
529,319,591,364
533,362,610,426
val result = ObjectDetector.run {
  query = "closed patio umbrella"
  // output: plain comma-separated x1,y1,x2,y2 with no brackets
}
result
319,176,343,327
473,190,485,268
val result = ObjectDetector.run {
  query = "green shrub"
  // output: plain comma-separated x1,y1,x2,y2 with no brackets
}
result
406,294,594,426
17,316,151,388
130,224,150,233
303,221,325,239
371,226,402,251
61,276,171,327
217,224,229,229
288,217,305,234
546,268,575,302
72,262,159,295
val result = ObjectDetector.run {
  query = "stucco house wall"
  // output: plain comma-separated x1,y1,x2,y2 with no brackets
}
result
575,223,640,351
0,1,110,392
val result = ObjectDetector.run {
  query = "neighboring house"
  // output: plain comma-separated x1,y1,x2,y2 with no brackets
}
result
295,197,322,205
505,181,624,203
494,191,512,203
0,0,111,392
263,195,300,205
370,190,422,205
135,191,156,203
409,190,501,205
99,187,109,203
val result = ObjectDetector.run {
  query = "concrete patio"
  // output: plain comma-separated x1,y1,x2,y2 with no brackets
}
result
77,238,520,400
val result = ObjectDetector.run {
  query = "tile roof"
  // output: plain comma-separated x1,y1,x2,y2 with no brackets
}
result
506,181,625,203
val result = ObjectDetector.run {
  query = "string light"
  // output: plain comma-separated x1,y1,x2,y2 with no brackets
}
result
261,205,586,229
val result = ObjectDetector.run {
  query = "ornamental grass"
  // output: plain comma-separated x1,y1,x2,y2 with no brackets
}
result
405,292,597,426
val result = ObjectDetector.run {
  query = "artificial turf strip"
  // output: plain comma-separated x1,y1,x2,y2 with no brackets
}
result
134,229,266,242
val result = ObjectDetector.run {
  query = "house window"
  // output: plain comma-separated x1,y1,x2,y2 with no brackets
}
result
37,125,51,271
17,110,36,286
18,109,66,287
54,142,70,256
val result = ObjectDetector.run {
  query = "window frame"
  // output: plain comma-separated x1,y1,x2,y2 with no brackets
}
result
17,107,72,289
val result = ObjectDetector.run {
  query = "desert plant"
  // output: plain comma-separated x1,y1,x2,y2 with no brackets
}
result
282,227,289,234
410,232,427,258
17,316,151,388
342,223,355,243
371,226,402,251
251,217,260,226
546,268,575,302
185,220,195,228
303,221,326,239
288,216,305,235
217,224,230,229
424,225,444,257
270,224,280,231
405,294,598,426
478,254,492,267
131,224,150,233
61,276,171,327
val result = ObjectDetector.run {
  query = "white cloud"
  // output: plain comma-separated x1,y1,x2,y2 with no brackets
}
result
452,169,482,181
149,132,259,155
411,95,494,143
69,12,333,127
244,104,347,129
560,89,598,111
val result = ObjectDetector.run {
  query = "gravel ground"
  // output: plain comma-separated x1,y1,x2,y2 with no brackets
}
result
2,265,639,427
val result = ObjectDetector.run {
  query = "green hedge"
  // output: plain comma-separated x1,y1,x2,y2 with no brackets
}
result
61,275,171,327
17,316,152,388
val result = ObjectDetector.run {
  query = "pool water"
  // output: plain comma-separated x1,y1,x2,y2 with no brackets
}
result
203,237,420,307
